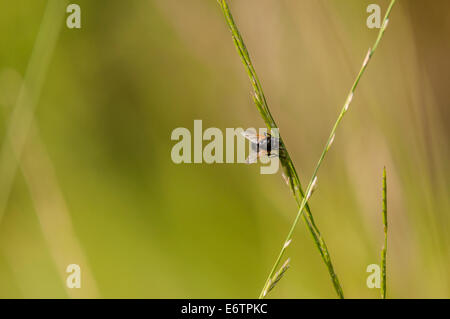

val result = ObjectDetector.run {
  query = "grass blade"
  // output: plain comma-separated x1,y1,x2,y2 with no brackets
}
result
258,0,396,298
265,258,291,296
217,0,344,298
381,167,388,299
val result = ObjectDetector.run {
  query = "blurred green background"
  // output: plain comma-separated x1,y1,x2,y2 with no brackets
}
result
0,0,449,298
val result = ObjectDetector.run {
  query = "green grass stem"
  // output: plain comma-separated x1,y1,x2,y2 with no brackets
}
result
381,167,387,299
257,0,396,298
217,0,345,298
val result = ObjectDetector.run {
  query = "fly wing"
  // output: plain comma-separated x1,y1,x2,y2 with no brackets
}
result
242,129,259,144
270,136,280,151
242,129,266,143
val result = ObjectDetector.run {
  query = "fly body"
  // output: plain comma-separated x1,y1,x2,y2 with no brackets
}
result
242,129,281,164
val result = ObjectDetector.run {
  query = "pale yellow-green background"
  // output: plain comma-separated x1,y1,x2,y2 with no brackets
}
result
0,0,449,298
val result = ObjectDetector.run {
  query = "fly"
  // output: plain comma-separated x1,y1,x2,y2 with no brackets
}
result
242,129,281,164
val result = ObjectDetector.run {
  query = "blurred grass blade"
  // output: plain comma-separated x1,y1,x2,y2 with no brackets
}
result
381,167,388,299
0,0,100,297
0,0,68,223
217,0,344,298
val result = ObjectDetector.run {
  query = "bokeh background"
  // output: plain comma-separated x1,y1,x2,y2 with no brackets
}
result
0,0,449,298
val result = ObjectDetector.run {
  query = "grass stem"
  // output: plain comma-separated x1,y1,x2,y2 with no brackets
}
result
258,0,396,298
381,167,388,299
217,0,345,298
